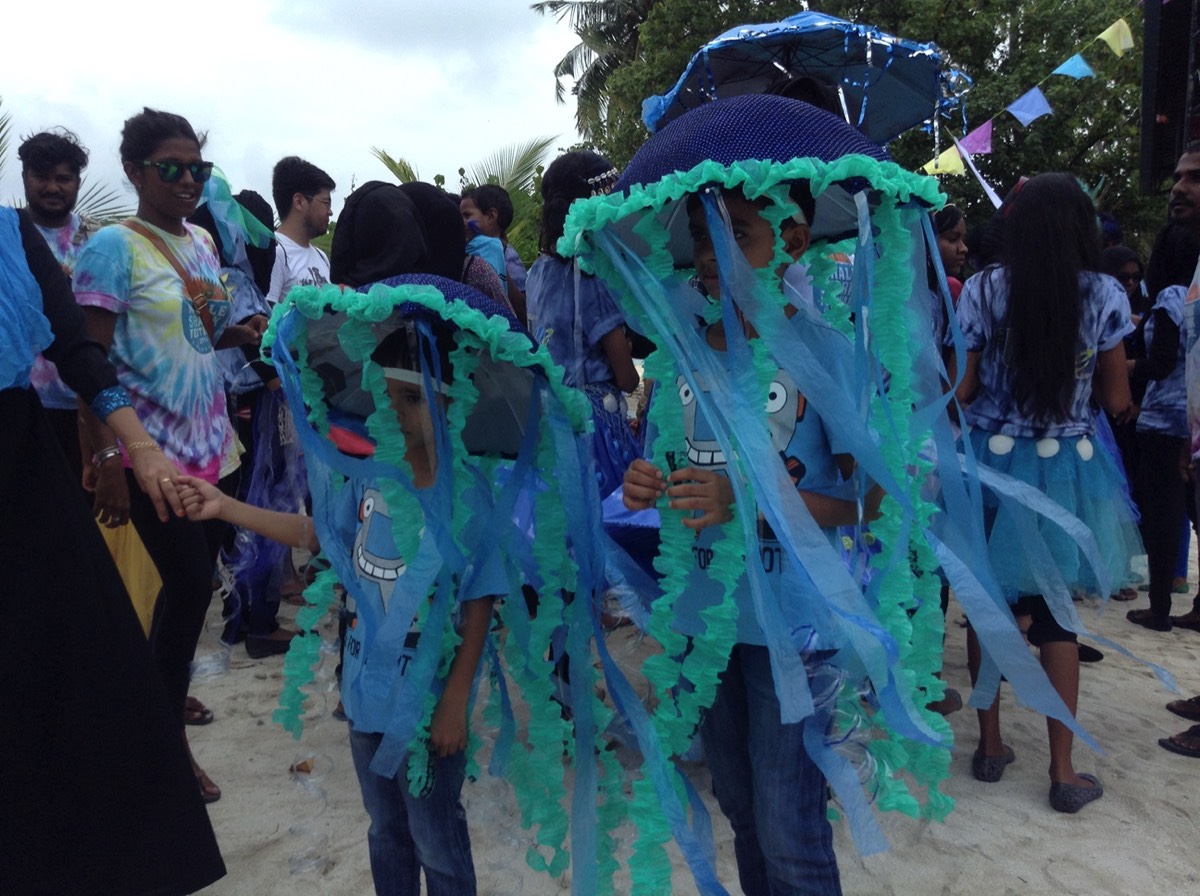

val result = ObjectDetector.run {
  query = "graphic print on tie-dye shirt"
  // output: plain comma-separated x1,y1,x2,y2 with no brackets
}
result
73,220,237,481
28,214,98,409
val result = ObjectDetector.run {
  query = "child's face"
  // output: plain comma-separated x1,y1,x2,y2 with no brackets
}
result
687,191,809,300
385,379,437,461
460,197,499,239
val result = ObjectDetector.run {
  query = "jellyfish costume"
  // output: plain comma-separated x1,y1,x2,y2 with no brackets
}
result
265,272,679,893
558,94,1151,887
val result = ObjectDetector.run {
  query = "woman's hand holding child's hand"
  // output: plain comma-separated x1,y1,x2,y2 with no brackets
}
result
175,475,225,522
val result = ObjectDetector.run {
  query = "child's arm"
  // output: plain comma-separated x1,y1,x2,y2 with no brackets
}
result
176,475,320,552
429,596,494,758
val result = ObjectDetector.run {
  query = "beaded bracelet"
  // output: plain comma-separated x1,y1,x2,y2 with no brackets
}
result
124,440,162,453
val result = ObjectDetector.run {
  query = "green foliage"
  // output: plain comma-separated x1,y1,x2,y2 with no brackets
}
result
554,0,1163,249
0,96,11,180
532,0,659,141
371,147,420,183
74,179,135,224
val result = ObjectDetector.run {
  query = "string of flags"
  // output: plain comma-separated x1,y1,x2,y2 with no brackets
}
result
922,18,1135,205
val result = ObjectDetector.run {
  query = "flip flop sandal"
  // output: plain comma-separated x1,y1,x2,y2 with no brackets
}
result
1166,696,1200,722
195,769,222,804
1158,724,1200,758
184,696,214,726
1112,588,1138,602
1048,773,1103,813
972,744,1015,782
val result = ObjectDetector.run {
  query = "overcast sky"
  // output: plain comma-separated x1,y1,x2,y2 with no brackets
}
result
0,0,585,216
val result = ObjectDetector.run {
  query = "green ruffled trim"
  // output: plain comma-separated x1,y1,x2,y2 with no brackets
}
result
560,154,943,266
273,565,341,738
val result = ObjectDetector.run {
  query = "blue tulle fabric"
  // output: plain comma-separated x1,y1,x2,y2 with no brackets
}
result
0,208,53,391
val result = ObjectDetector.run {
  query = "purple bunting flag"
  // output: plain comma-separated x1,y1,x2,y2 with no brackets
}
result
958,119,993,155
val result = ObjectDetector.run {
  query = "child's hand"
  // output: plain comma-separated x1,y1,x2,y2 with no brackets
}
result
623,459,667,510
666,467,734,530
429,691,469,758
175,475,225,522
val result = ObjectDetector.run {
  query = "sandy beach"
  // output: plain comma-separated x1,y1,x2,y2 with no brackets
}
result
185,557,1200,896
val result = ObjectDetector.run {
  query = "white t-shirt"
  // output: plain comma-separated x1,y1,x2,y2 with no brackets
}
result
267,232,330,304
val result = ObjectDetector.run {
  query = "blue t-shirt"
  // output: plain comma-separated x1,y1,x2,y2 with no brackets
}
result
956,268,1131,438
1137,285,1187,438
335,484,502,735
525,254,625,389
669,334,853,646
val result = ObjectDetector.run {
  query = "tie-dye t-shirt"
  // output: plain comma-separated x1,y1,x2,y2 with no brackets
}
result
28,214,96,409
956,267,1131,438
74,219,238,482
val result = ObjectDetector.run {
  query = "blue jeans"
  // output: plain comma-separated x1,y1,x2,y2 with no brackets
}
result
700,645,842,896
348,728,476,896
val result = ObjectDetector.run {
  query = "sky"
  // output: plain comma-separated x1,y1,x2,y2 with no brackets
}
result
0,0,585,217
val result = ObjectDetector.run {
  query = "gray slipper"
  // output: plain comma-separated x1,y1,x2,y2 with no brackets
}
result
1048,773,1103,813
971,745,1015,782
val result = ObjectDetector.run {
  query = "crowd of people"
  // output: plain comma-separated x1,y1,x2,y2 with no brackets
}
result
3,94,1200,896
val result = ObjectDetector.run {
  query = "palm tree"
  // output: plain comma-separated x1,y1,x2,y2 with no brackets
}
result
532,0,658,141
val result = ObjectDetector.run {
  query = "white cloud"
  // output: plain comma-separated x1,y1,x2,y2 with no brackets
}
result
0,0,583,216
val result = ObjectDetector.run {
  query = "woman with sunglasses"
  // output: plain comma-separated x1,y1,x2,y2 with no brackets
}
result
74,108,264,804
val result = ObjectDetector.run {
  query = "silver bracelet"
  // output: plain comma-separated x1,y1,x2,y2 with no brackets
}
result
93,445,122,467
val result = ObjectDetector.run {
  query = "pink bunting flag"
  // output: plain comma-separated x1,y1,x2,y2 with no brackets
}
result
958,120,993,155
1006,87,1053,127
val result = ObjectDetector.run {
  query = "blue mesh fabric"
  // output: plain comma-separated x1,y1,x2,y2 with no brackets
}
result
616,94,889,193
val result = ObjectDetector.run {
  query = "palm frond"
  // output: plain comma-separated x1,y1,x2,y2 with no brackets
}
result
371,147,420,183
465,137,556,192
0,97,11,181
75,179,135,224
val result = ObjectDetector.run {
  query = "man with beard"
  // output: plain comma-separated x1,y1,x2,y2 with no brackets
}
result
19,129,99,468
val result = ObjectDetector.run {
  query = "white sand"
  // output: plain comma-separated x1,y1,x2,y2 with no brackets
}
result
187,561,1200,896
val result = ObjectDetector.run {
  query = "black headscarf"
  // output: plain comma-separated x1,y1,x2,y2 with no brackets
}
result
330,180,464,287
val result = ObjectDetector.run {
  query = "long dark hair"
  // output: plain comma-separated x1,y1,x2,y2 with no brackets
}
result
1000,173,1101,423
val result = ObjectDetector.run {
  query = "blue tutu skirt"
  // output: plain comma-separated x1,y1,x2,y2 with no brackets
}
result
968,427,1144,601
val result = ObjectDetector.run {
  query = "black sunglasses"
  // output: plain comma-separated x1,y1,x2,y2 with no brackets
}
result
141,159,214,184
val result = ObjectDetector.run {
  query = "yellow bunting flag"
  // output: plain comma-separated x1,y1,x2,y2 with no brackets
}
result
922,145,964,176
1098,19,1134,57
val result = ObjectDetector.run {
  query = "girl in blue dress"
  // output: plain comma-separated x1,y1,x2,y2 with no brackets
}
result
953,173,1140,813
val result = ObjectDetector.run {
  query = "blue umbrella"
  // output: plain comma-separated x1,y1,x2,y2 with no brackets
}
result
642,10,968,144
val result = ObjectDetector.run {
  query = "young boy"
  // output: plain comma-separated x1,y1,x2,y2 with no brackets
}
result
559,93,947,894
460,184,527,318
622,184,862,896
178,319,495,895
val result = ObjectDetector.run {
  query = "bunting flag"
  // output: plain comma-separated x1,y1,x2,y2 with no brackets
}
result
954,138,1004,208
958,119,993,155
1098,18,1134,57
1006,87,1053,126
922,144,965,175
1052,54,1096,79
922,17,1131,183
